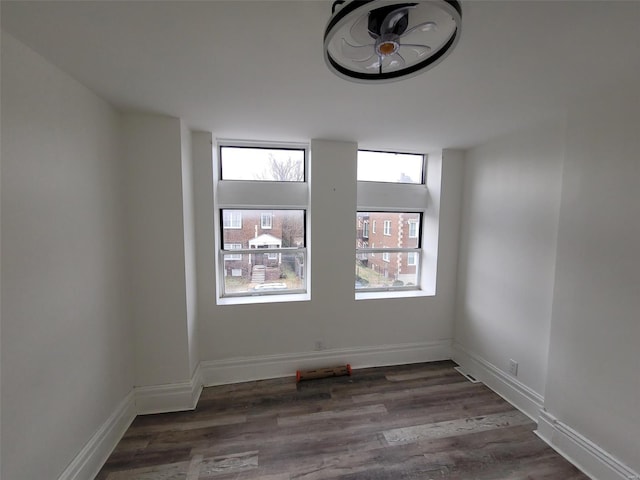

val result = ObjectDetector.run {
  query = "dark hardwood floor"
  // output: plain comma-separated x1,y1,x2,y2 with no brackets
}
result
97,361,588,479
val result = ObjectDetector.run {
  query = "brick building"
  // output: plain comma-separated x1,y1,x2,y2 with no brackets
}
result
356,212,420,285
222,209,304,283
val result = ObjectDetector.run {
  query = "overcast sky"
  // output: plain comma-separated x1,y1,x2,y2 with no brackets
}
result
220,147,423,184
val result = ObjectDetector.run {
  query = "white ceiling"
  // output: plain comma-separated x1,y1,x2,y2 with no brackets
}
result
2,1,640,152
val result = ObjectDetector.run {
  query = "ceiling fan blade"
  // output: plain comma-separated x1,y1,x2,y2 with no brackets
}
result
350,11,376,44
341,38,375,61
381,6,411,34
387,52,406,70
353,56,381,71
401,21,437,38
400,43,432,58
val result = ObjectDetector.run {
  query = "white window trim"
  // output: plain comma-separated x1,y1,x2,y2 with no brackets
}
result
223,243,243,261
383,220,391,236
223,210,242,229
408,220,418,238
261,213,273,229
214,141,310,304
407,251,417,266
356,149,433,299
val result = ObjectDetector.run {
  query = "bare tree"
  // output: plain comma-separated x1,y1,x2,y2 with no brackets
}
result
255,154,303,181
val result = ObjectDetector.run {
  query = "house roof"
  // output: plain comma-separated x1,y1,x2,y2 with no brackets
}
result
2,1,639,152
249,234,281,247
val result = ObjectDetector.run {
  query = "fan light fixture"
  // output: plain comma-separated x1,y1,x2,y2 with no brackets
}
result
324,0,462,83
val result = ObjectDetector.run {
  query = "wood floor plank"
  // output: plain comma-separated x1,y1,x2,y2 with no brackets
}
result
97,361,589,480
277,403,388,427
383,410,531,444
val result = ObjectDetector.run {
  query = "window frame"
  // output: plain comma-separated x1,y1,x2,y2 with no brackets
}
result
223,243,243,261
355,211,423,293
356,148,430,299
261,212,273,229
383,220,391,236
215,141,310,304
357,149,425,184
223,210,242,229
408,220,418,238
219,144,306,182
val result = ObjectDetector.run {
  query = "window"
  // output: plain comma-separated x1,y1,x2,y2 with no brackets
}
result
357,150,424,184
356,149,429,297
363,221,369,238
216,143,309,304
223,210,242,229
223,243,242,261
220,146,304,181
219,208,306,298
356,212,422,291
261,213,273,229
408,220,418,238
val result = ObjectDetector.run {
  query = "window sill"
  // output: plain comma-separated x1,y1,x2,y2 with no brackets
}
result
355,289,434,301
217,292,310,306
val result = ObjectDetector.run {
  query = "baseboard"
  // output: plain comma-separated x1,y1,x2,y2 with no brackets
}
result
135,364,204,415
536,410,639,480
57,391,136,480
201,340,452,386
451,342,544,421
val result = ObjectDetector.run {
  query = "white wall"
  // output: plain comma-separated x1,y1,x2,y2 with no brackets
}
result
544,82,640,473
121,113,194,387
180,122,199,375
454,119,565,402
195,139,464,371
1,32,134,480
455,80,640,476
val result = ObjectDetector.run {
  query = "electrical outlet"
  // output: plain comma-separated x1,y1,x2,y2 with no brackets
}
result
508,359,519,376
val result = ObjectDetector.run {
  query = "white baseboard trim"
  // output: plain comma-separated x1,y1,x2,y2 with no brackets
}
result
201,340,452,386
57,391,136,480
536,410,639,480
135,364,204,415
451,342,544,421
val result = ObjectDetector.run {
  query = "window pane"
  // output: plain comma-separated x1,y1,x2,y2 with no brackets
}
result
221,146,304,181
223,210,242,229
355,252,420,289
357,150,423,184
222,210,304,247
222,251,305,295
356,212,421,248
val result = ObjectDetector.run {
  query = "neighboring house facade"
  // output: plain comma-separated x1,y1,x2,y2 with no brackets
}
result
222,209,304,282
356,212,420,284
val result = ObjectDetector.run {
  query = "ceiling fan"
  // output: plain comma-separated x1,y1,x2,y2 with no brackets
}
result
324,0,462,83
